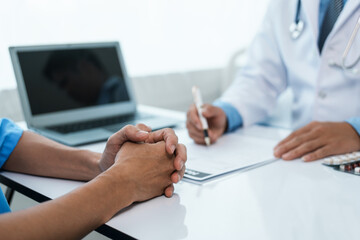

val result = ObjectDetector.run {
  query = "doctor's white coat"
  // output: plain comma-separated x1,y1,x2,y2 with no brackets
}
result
219,0,360,129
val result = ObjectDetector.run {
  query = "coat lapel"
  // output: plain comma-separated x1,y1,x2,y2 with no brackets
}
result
301,0,360,53
301,0,321,40
330,0,360,35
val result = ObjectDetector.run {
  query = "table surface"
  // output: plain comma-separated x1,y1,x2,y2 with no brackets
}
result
1,106,360,240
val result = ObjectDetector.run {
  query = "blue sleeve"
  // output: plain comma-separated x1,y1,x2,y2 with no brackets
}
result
0,118,23,168
0,191,11,214
213,100,243,132
346,117,360,136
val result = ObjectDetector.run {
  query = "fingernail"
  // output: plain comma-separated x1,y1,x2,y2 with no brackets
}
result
302,156,310,162
273,148,280,156
173,173,180,183
196,123,201,129
179,161,184,170
282,153,291,159
170,145,176,153
136,130,149,137
273,149,278,155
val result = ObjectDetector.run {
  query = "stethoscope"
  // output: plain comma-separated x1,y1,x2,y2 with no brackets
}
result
289,0,360,74
289,0,304,39
328,16,360,74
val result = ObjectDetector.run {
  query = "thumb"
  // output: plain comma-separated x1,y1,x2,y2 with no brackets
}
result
100,125,150,172
201,104,220,118
101,125,150,172
108,125,150,147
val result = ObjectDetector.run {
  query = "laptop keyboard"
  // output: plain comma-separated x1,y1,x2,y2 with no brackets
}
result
48,113,150,134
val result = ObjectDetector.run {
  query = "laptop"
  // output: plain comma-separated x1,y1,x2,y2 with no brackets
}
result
9,42,180,146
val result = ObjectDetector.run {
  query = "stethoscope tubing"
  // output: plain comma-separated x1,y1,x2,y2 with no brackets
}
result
290,0,360,73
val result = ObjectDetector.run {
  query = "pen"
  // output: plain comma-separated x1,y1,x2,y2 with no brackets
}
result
192,86,211,146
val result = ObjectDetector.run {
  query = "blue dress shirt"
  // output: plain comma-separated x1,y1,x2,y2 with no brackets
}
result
216,0,360,134
213,100,243,132
0,118,23,214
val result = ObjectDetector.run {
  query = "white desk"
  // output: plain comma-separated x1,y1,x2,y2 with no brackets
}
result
1,106,360,240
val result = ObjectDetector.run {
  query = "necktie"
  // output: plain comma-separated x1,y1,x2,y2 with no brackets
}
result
318,0,344,53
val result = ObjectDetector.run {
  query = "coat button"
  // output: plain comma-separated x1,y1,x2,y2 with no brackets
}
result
318,91,327,99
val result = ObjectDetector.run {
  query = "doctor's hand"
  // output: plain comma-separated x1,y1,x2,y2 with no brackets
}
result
186,103,227,145
273,121,360,162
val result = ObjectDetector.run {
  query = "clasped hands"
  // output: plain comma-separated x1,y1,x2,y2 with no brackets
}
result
99,124,186,200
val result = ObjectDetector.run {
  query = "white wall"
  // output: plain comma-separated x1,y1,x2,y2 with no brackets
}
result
0,0,270,90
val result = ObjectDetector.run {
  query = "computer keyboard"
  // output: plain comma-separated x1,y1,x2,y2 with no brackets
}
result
48,113,150,134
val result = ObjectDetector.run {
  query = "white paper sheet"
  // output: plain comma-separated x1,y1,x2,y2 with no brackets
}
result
176,127,285,182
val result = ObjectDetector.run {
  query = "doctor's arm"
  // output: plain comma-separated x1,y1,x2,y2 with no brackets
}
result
273,121,360,161
186,1,288,144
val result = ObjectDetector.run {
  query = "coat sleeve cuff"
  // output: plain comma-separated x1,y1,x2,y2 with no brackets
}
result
213,100,243,132
346,117,360,136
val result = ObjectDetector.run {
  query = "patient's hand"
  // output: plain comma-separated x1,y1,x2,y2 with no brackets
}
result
99,125,150,172
112,141,175,202
273,121,360,162
99,124,186,197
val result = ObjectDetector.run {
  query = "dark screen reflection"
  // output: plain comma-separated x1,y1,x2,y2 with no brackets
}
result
18,47,130,115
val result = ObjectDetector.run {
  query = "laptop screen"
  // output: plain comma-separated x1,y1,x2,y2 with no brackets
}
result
16,46,130,115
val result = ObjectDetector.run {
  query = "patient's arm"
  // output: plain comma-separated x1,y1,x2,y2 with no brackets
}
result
3,130,102,181
3,124,187,185
0,141,176,239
